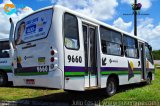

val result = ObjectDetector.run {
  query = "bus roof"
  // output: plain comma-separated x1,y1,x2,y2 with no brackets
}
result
16,5,147,43
54,5,147,43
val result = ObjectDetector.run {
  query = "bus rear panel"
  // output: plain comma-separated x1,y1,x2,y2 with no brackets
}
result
12,7,64,89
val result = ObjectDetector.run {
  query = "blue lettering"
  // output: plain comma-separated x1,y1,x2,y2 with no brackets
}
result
39,28,43,32
26,17,38,25
26,24,36,35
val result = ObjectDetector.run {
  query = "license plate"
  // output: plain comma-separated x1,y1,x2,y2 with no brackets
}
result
26,79,35,84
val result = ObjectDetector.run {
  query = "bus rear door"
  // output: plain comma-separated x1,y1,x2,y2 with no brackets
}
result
139,42,147,80
82,23,98,88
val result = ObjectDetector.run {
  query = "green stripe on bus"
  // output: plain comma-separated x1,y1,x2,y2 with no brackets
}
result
134,71,142,74
101,71,141,75
3,69,12,73
65,72,85,76
64,71,141,76
15,72,48,76
0,66,12,73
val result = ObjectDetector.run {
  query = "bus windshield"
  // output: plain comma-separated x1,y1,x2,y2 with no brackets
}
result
14,8,53,45
0,41,10,58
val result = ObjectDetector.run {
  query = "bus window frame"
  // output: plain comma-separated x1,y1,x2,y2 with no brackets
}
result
123,34,139,59
14,8,53,45
63,12,80,50
100,26,123,57
145,43,154,64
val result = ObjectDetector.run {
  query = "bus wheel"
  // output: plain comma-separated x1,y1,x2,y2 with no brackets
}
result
0,72,8,87
106,77,118,96
146,74,152,85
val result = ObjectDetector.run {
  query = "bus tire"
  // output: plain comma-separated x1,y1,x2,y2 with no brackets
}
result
146,73,152,85
106,77,118,96
0,72,8,87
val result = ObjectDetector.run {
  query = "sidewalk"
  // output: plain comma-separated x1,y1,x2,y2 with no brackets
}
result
154,60,160,65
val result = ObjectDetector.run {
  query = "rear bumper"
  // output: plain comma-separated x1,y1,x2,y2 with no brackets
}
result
13,69,63,89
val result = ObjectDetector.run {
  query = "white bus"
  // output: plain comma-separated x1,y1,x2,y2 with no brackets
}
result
9,5,154,96
0,38,13,86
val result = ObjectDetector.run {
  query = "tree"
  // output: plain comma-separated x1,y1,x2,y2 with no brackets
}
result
152,50,160,60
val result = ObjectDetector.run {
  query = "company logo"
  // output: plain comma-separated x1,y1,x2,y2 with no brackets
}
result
3,3,30,15
3,3,16,15
24,55,34,60
109,59,118,64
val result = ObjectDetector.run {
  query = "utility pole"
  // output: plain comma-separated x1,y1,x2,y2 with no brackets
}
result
134,0,137,36
124,0,142,36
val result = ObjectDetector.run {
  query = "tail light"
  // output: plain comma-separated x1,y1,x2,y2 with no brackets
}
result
50,50,55,55
50,57,54,62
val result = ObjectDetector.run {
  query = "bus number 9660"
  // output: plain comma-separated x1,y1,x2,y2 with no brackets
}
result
68,55,82,63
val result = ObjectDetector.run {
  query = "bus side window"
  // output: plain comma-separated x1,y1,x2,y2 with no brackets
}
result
101,40,107,54
123,35,139,58
100,26,122,56
64,13,79,50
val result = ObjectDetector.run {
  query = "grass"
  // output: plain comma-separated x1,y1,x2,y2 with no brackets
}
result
106,68,160,101
0,69,160,104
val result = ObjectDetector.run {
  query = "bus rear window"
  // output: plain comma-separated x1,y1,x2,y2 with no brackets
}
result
15,8,53,45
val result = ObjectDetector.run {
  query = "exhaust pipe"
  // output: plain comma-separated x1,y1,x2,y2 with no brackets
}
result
9,18,15,63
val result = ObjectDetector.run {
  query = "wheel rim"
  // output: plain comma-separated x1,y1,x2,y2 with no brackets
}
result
107,81,115,94
0,75,4,85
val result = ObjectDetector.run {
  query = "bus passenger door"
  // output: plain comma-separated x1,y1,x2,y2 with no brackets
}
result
139,42,147,80
82,24,98,87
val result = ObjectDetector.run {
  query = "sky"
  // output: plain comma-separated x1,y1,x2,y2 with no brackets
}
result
0,0,160,50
